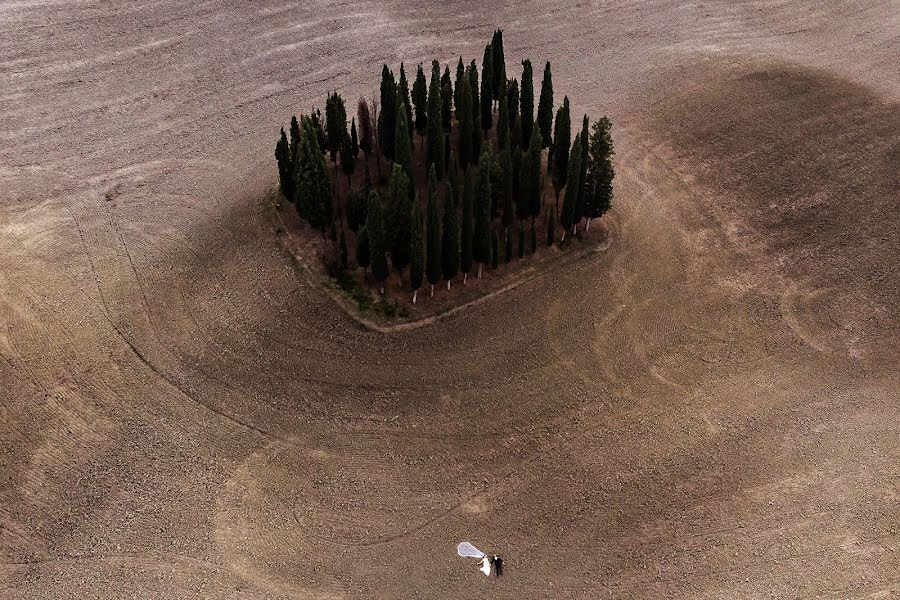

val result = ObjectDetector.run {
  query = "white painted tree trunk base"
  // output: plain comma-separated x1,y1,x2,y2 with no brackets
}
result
412,290,417,304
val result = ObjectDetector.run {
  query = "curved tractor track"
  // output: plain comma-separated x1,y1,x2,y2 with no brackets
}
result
2,1,898,598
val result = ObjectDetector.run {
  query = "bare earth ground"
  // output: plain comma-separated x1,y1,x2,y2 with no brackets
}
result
1,1,898,598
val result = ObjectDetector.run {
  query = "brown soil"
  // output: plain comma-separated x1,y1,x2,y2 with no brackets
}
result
2,2,898,599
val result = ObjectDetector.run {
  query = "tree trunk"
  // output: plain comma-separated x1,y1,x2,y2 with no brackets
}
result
586,218,591,231
464,272,468,285
573,224,577,236
412,290,417,304
430,284,434,297
477,263,483,279
379,285,385,295
446,280,451,291
560,230,566,243
398,272,403,288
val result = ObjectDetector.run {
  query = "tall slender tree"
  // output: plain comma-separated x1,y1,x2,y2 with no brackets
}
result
356,226,370,272
505,227,513,263
387,165,413,285
537,61,554,148
357,97,374,161
296,116,333,232
412,64,428,142
426,166,442,296
516,147,530,222
325,92,347,164
551,97,571,203
441,66,453,133
518,221,526,258
350,118,359,158
409,197,424,303
468,61,482,159
546,208,556,246
275,127,293,199
492,29,506,102
574,114,589,228
366,192,388,293
340,128,355,184
441,179,459,289
457,75,473,168
394,102,414,186
398,63,414,140
520,59,534,150
461,166,474,284
480,44,493,131
448,153,460,207
289,115,302,166
426,61,444,178
527,125,543,222
474,149,492,278
346,187,366,233
530,219,537,253
378,65,397,161
584,116,615,229
560,131,583,240
507,78,519,127
501,148,514,231
491,228,499,269
454,57,465,115
498,92,510,151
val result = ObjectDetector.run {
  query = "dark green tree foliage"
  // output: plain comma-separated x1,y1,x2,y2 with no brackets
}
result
480,44,493,131
511,110,523,149
547,208,556,246
457,75,473,168
296,116,333,231
530,219,537,253
366,192,388,291
505,228,513,262
469,62,482,159
289,115,302,165
551,96,571,198
448,153,459,207
574,114,589,225
498,93,510,151
412,64,428,140
507,78,519,127
398,63,414,140
340,127,355,181
454,57,465,114
394,103,414,185
339,230,348,270
518,221,526,258
487,146,503,218
460,167,475,282
346,187,366,232
442,179,459,288
409,198,424,302
426,167,442,293
537,61,554,148
527,125,544,220
491,228,499,269
520,59,534,150
560,131,584,238
350,118,359,158
357,97,374,160
516,147,530,221
310,109,326,153
387,165,412,281
492,29,506,101
441,66,453,133
501,149,514,228
474,149,492,276
379,65,397,161
426,61,444,178
356,226,370,270
326,92,347,163
584,116,615,227
275,127,293,199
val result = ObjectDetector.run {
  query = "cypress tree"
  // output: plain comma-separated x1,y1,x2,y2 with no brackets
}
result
501,148,514,230
340,128,355,183
350,118,359,158
356,226,370,272
311,109,327,153
498,92,510,151
527,125,543,222
426,168,442,296
426,61,444,178
530,219,537,254
507,78,519,127
480,44,493,131
296,116,333,231
551,96,571,202
386,164,412,284
412,64,428,141
537,61,554,148
378,65,397,161
289,115,302,167
584,116,615,229
394,102,414,186
441,66,453,133
454,57,465,115
547,209,556,247
339,230,349,270
357,97,374,161
520,60,534,150
560,131,583,240
448,153,459,207
275,127,293,199
409,198,424,303
492,29,506,102
325,92,347,164
366,192,388,293
516,147,530,222
491,228,499,269
398,63,414,140
457,75,473,168
346,187,366,232
505,228,513,262
460,167,475,284
441,179,459,289
469,61,482,159
474,149,492,278
518,221,526,258
511,110,523,150
573,115,590,228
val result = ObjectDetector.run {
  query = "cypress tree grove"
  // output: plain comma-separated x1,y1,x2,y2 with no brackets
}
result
527,125,543,222
387,164,412,285
480,44,493,132
461,167,475,284
356,226,370,272
547,208,556,246
275,127,293,199
398,63,414,140
441,66,453,133
498,92,510,151
520,59,534,150
350,118,359,158
296,116,333,232
426,168,442,296
560,131,583,240
491,228,499,269
394,102,414,186
454,57,465,115
412,63,428,141
537,61,554,148
378,65,397,161
409,197,424,303
474,149,492,278
551,96,571,202
505,228,513,262
584,116,615,230
458,75,473,169
441,179,459,289
357,97,374,161
518,221,526,258
426,61,444,179
469,61,482,159
366,192,388,293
